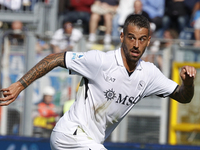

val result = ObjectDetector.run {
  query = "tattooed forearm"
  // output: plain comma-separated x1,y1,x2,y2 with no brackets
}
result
19,52,65,88
170,84,194,103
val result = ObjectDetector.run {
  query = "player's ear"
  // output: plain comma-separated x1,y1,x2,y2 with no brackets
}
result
147,36,151,47
120,32,124,43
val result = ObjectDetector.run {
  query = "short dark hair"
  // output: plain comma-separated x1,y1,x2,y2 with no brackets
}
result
62,18,73,28
123,14,150,36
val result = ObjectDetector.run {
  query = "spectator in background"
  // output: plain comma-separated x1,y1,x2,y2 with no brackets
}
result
133,0,156,33
29,0,48,11
123,0,156,36
178,0,200,41
143,29,178,70
38,86,58,118
33,86,59,137
112,0,136,41
88,0,119,49
36,38,50,54
162,0,188,37
188,1,200,47
156,29,178,70
8,21,24,46
58,0,94,34
50,19,83,53
11,21,23,32
112,0,157,44
141,0,164,32
0,0,26,10
133,0,150,20
184,0,200,21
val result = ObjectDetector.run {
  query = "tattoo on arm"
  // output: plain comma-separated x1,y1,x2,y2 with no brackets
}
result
170,84,194,103
19,53,65,88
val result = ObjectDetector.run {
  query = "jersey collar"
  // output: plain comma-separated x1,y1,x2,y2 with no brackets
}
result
115,48,142,70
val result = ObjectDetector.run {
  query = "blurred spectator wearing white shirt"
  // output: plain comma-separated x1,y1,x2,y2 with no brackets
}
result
112,0,136,39
50,19,83,53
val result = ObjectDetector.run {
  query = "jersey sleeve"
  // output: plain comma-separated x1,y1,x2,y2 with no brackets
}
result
65,50,103,79
145,64,178,98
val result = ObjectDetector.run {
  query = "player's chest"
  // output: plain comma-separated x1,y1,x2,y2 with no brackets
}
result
96,68,148,106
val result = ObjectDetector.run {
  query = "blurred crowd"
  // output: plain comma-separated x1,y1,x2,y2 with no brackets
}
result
56,0,200,50
0,0,200,53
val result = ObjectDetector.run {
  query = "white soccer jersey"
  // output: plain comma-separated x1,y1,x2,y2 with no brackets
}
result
53,48,178,144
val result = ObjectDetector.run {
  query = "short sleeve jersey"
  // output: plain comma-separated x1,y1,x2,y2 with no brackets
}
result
53,48,178,144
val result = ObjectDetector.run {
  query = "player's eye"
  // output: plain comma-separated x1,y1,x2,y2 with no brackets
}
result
140,38,146,42
129,36,135,40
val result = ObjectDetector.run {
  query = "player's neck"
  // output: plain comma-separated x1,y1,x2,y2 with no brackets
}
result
124,60,137,72
121,48,137,72
126,69,134,76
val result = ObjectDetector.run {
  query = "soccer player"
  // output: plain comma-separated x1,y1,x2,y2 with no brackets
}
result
0,15,196,150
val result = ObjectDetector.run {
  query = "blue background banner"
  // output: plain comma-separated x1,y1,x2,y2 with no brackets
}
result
1,136,200,150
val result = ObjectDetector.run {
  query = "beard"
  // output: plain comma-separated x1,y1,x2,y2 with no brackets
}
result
121,41,138,63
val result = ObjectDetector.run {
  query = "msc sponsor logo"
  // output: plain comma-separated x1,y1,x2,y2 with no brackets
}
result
104,89,141,106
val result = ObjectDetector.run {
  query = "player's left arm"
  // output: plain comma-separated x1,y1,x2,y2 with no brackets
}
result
170,66,196,103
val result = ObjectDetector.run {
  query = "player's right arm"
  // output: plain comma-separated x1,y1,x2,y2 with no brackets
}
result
0,52,66,106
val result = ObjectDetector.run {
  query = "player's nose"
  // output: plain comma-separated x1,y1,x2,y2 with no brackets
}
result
133,39,139,49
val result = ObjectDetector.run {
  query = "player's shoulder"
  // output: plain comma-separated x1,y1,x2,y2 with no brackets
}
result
140,60,158,72
66,50,103,59
141,60,156,67
68,50,116,66
84,50,115,67
138,60,162,81
86,49,114,57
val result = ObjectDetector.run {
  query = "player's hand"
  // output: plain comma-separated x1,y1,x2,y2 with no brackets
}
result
0,81,24,106
180,66,196,86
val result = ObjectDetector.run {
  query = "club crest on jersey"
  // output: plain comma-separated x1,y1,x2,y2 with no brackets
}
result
104,89,116,101
72,53,84,60
138,80,145,90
